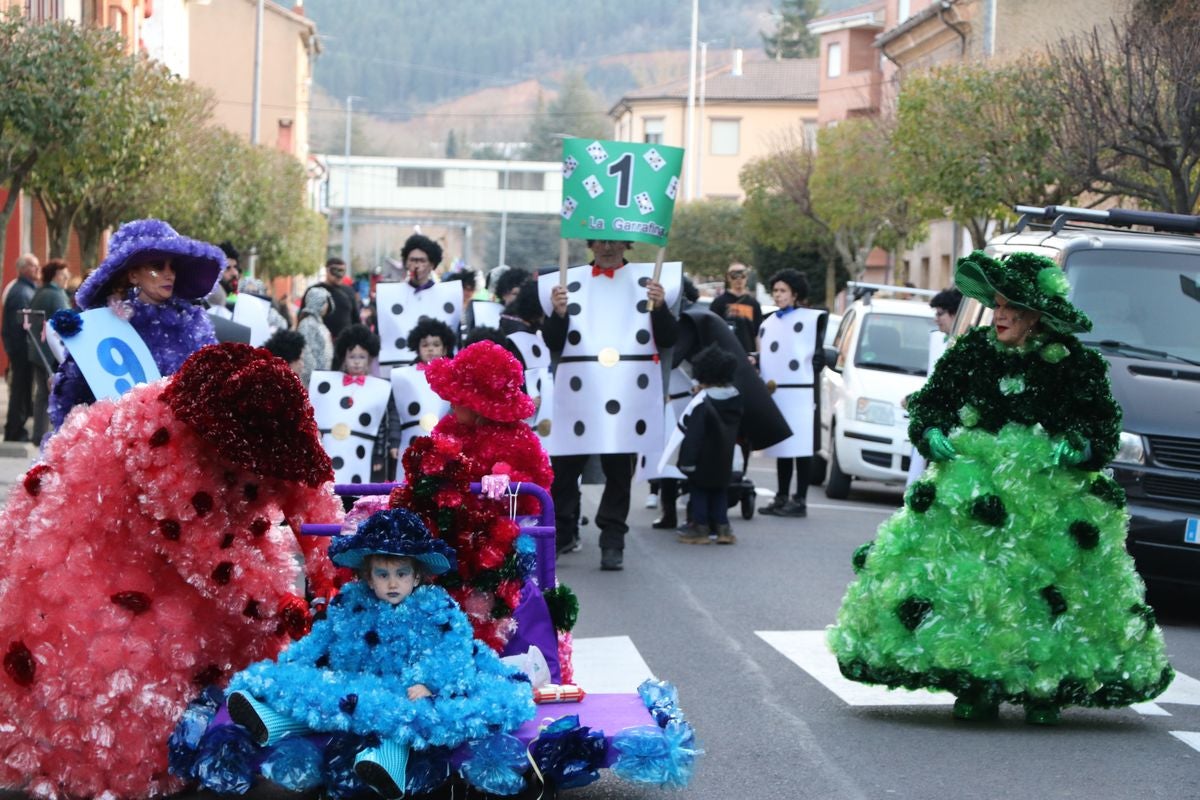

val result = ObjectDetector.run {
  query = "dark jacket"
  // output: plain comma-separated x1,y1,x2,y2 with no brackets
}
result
678,388,744,488
26,283,70,369
2,277,37,359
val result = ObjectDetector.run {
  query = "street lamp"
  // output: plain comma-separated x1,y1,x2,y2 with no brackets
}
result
684,0,699,201
250,0,263,145
341,95,362,266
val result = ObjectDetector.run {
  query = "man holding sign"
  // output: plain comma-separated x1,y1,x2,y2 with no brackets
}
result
538,138,684,571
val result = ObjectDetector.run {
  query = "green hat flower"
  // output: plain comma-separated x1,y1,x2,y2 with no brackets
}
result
954,250,1092,333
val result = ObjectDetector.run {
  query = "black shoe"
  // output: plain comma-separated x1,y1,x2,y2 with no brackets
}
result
227,692,268,745
600,548,624,571
355,759,404,799
759,497,787,516
556,537,582,555
3,431,28,443
651,516,678,529
780,501,807,517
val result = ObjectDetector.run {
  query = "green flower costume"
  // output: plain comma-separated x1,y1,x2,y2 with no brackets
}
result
827,252,1172,717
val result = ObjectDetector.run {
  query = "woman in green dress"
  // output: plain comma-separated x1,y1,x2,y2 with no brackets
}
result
827,251,1172,724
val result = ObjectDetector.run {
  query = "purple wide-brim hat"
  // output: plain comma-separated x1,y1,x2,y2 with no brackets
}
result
76,218,224,310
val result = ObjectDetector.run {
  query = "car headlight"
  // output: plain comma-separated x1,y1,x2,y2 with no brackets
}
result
1113,431,1146,465
855,398,895,426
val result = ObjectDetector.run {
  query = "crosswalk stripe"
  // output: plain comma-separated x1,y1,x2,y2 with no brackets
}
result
1170,731,1200,752
571,635,655,694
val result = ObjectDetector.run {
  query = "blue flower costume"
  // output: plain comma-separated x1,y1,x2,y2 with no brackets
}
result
828,252,1172,723
223,508,534,796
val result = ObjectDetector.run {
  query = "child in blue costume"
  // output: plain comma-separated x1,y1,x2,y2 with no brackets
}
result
226,508,535,797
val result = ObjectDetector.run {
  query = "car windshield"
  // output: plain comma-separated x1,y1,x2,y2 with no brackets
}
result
1067,249,1200,363
853,313,932,375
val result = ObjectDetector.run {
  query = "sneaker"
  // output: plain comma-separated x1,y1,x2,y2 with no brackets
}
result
600,548,624,570
714,524,737,545
227,691,269,745
676,531,713,545
779,501,808,517
651,516,678,530
644,494,659,509
759,496,787,516
556,537,582,555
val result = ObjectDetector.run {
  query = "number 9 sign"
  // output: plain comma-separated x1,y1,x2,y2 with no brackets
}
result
60,308,162,400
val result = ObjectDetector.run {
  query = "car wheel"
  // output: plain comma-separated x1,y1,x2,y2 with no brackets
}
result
825,432,851,500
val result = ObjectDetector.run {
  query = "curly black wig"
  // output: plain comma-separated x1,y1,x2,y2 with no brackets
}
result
401,233,443,267
405,315,457,356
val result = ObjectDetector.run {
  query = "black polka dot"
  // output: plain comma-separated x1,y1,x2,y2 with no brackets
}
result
359,413,372,427
793,321,805,332
640,455,646,467
570,376,583,391
391,303,403,315
635,419,647,435
340,397,354,409
332,456,344,469
352,474,362,483
636,330,651,345
532,344,542,358
536,377,543,393
636,374,649,389
317,381,331,394
769,341,779,353
567,302,581,316
605,399,621,414
636,300,648,313
637,276,650,287
573,420,586,436
407,402,420,415
443,302,454,314
568,281,581,292
356,445,366,458
567,331,582,346
395,338,405,349
788,359,799,371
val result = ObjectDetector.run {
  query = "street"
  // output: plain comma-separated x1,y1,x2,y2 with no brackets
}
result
558,456,1200,800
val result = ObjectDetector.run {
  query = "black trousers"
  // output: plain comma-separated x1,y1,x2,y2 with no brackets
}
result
4,351,33,441
550,453,635,552
777,456,812,505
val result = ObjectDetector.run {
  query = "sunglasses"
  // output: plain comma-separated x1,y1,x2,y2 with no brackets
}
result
728,272,748,279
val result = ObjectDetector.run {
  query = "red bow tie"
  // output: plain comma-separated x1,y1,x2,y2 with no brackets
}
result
591,265,619,278
342,374,366,386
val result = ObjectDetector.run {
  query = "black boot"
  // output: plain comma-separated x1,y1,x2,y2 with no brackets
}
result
759,495,788,516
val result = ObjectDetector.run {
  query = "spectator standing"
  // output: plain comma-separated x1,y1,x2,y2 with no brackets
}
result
317,257,360,339
296,285,334,387
539,239,681,571
904,287,963,485
27,259,70,443
708,263,762,358
3,253,39,441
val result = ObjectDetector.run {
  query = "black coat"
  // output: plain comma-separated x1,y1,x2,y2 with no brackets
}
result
678,392,744,488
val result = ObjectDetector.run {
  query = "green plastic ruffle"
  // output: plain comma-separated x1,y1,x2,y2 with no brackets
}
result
827,423,1173,709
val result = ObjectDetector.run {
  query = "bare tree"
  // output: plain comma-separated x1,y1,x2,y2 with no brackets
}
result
1050,4,1200,213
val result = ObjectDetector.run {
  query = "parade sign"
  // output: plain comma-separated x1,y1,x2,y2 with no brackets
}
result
61,308,162,400
559,138,684,246
232,293,272,346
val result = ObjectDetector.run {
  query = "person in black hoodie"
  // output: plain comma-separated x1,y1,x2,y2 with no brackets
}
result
676,343,744,546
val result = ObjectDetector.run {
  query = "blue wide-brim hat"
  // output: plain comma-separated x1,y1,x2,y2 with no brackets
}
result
329,508,457,574
76,218,224,310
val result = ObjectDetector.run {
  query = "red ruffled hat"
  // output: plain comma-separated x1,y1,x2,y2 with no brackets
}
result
424,340,535,423
162,343,333,486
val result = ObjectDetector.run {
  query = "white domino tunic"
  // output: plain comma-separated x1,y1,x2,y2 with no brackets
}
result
758,307,824,458
507,330,555,443
377,282,462,368
537,262,681,457
388,364,450,479
308,371,392,484
639,366,695,481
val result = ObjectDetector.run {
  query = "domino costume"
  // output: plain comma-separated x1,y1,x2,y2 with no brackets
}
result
757,307,824,458
376,282,462,368
388,363,450,476
308,371,392,485
506,328,555,440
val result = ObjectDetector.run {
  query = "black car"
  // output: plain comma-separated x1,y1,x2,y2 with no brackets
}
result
955,205,1200,598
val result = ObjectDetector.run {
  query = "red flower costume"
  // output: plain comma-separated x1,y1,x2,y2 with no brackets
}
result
0,344,342,800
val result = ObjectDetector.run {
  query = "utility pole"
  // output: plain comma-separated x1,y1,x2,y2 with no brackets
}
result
250,0,263,145
684,0,699,201
341,96,358,266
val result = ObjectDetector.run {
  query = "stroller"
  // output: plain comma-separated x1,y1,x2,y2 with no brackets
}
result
727,439,757,520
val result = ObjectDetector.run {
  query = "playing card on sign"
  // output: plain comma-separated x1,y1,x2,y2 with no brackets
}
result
643,148,666,171
583,175,604,199
635,191,655,215
561,196,578,219
563,155,578,179
586,141,608,164
665,175,679,200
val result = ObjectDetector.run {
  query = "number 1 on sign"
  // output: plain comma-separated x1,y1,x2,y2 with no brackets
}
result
607,153,634,208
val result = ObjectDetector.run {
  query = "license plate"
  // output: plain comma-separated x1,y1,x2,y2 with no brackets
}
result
1186,518,1200,545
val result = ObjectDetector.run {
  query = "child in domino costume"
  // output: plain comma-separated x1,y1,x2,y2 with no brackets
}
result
376,281,462,369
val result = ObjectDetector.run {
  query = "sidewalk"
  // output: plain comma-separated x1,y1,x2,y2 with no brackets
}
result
0,376,43,497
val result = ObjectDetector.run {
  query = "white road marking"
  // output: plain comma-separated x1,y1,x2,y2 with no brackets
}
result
756,630,952,706
571,635,655,693
1170,731,1200,752
1132,670,1200,716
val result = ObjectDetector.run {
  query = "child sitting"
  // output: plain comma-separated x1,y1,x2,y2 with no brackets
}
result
226,508,536,798
676,344,744,546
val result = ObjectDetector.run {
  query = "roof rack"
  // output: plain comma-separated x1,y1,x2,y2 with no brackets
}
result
1013,204,1200,235
847,281,937,305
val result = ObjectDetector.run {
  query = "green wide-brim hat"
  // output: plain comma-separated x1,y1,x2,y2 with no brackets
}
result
955,250,1092,333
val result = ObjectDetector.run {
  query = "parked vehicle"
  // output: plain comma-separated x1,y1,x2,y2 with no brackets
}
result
962,204,1200,596
818,286,936,499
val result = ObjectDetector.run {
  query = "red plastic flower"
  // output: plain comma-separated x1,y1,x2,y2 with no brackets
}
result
22,464,52,497
276,594,312,640
3,640,35,687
